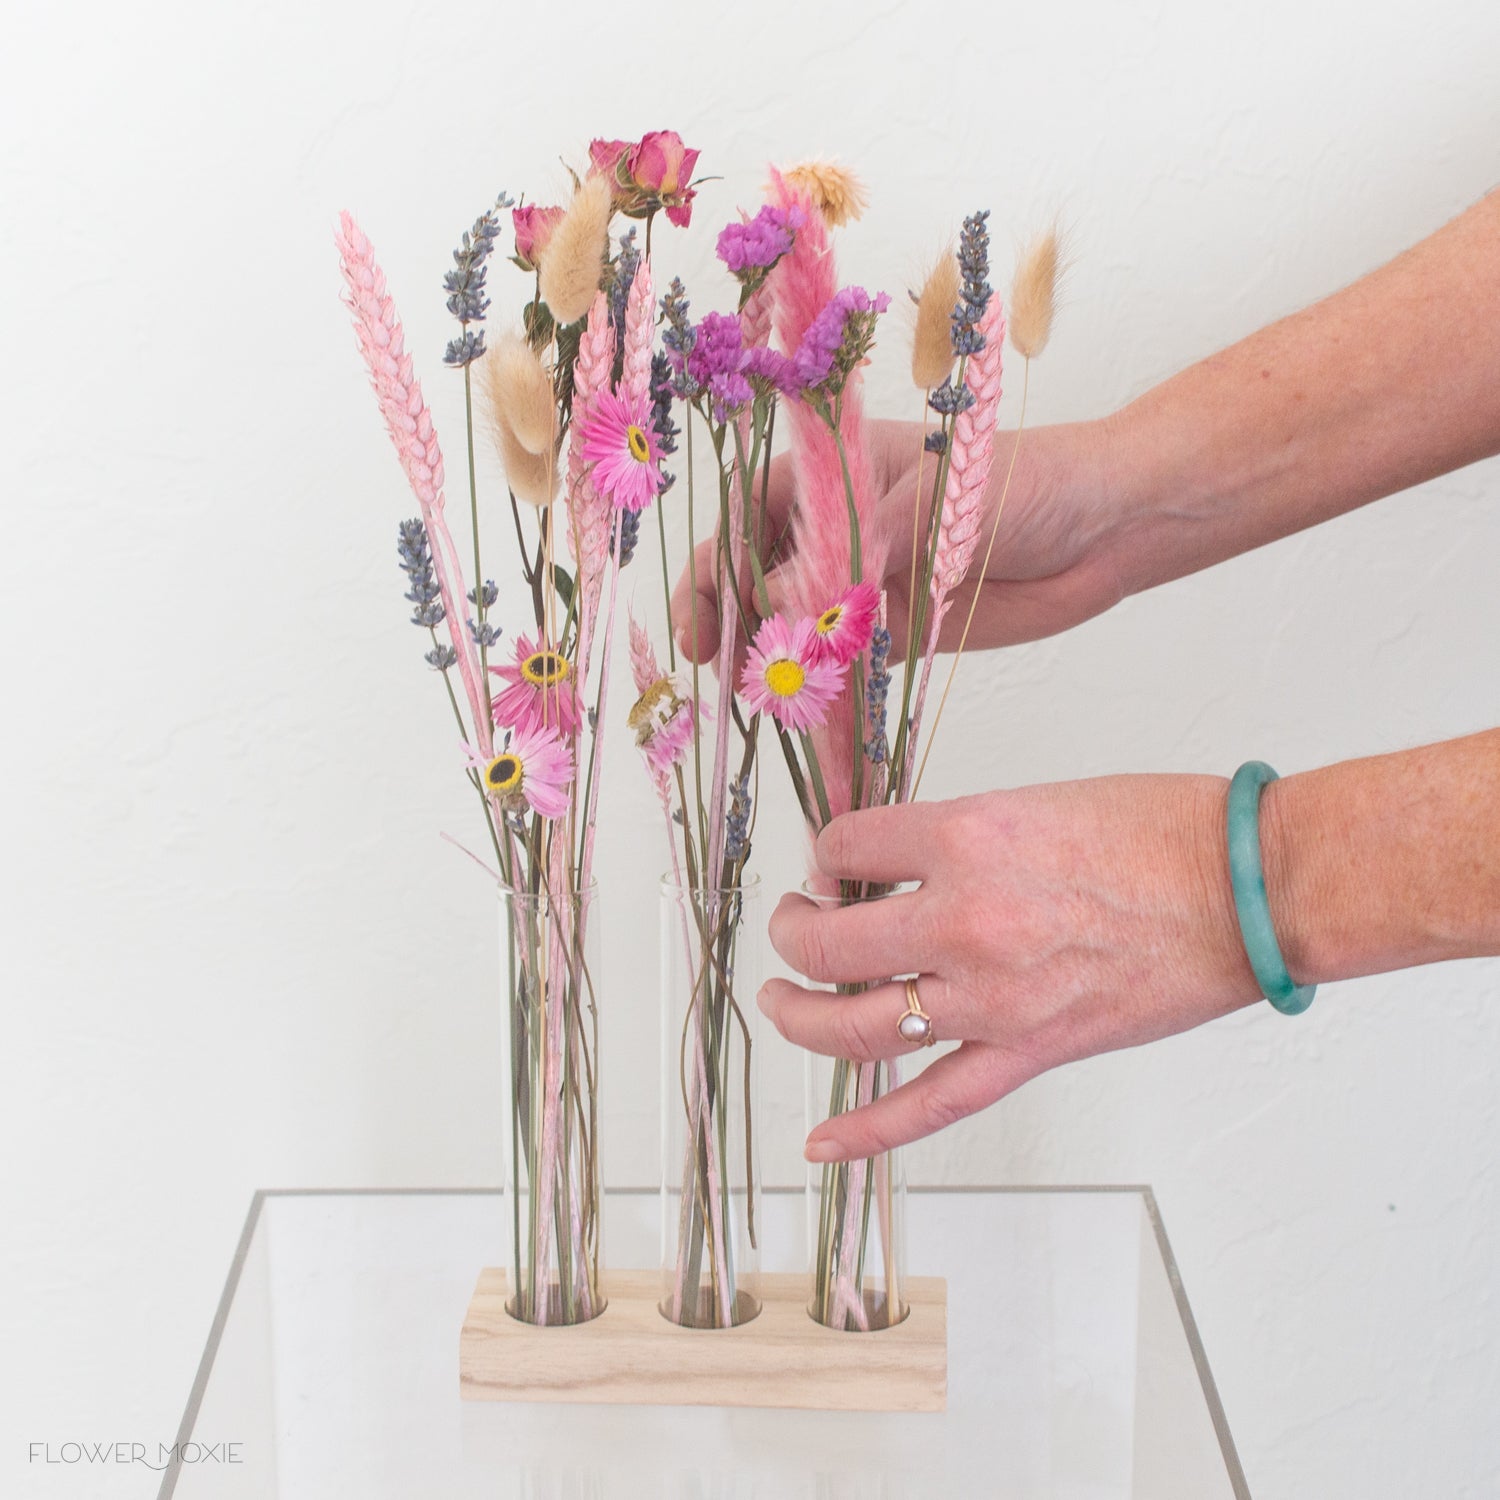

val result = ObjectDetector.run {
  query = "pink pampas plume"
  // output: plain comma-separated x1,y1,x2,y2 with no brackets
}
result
903,293,1006,793
765,170,887,821
336,212,490,759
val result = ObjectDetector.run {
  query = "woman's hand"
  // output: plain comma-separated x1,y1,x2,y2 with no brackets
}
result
669,416,1136,666
759,775,1270,1160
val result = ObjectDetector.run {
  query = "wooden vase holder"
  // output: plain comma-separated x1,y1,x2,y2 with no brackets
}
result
459,1268,947,1411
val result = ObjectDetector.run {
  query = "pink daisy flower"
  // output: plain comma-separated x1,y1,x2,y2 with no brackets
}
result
578,388,663,514
627,675,706,777
809,580,880,666
489,634,582,738
739,615,847,733
464,722,573,821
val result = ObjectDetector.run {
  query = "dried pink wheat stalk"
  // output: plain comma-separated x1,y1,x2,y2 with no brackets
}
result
335,211,490,757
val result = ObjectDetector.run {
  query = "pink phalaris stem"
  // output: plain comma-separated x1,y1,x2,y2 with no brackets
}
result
904,295,1006,796
764,177,885,821
335,213,490,759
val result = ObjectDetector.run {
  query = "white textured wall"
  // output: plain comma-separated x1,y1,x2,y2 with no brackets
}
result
3,1,1498,1495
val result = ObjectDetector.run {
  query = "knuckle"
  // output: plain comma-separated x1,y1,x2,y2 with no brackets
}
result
817,817,850,876
831,1007,879,1061
796,919,834,982
915,1085,966,1137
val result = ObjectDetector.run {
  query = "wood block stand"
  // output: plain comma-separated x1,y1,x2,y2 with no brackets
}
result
460,1268,947,1412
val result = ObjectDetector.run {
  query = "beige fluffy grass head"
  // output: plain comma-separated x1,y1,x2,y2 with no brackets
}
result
539,174,611,325
910,250,961,390
488,334,556,455
1010,226,1065,360
478,347,558,508
781,159,868,226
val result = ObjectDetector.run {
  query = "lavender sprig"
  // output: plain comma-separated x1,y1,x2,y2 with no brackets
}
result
949,209,993,356
864,625,892,763
442,194,513,367
725,773,752,863
398,518,445,628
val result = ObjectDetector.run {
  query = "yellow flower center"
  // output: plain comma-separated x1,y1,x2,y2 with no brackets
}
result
485,753,524,794
626,424,650,463
815,606,843,636
520,651,571,688
764,659,806,698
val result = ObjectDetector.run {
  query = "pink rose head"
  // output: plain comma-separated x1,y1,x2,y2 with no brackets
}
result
629,130,698,195
588,138,634,182
810,580,880,666
511,204,565,270
591,130,701,228
739,614,847,734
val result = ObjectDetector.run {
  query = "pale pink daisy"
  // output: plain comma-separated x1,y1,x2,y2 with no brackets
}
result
627,676,706,776
489,634,582,738
464,722,574,820
809,580,880,666
739,615,847,733
578,388,663,513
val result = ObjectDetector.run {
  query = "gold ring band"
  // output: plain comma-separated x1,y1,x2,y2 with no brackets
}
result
898,976,936,1047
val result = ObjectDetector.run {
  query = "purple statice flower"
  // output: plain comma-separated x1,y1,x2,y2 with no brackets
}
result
716,203,807,280
792,286,892,396
685,310,753,421
741,344,798,398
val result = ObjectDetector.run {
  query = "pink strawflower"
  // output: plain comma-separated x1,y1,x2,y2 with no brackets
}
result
627,674,705,777
579,388,663,513
511,204,565,269
809,581,880,666
464,722,574,821
739,615,847,733
489,633,583,737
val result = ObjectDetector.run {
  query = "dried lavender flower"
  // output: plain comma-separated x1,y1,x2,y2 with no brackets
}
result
949,209,993,357
397,518,446,628
864,625,892,763
424,643,458,671
725,773,752,862
442,196,511,366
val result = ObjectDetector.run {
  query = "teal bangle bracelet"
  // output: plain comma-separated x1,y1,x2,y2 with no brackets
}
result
1226,762,1316,1016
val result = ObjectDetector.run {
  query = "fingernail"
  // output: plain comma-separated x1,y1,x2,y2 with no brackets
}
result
804,1138,840,1163
755,985,773,1016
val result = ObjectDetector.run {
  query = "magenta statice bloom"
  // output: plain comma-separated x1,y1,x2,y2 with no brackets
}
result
685,311,753,420
490,632,583,738
465,722,574,820
580,388,664,513
741,344,798,397
792,286,892,392
716,203,807,275
739,614,847,733
809,580,880,666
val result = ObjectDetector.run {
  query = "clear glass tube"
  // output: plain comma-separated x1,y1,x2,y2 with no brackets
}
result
659,875,762,1328
803,885,909,1331
499,881,604,1326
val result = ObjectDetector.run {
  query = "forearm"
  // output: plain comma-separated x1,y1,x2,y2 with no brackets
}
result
1106,188,1500,593
1260,729,1500,985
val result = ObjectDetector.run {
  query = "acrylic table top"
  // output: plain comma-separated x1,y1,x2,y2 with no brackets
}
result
159,1187,1250,1499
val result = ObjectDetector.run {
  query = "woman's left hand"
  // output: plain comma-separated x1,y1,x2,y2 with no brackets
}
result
760,776,1275,1161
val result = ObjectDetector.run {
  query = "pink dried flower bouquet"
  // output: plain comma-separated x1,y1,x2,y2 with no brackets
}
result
335,133,706,1327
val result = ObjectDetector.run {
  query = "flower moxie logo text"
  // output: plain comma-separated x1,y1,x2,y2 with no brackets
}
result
29,1440,243,1471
